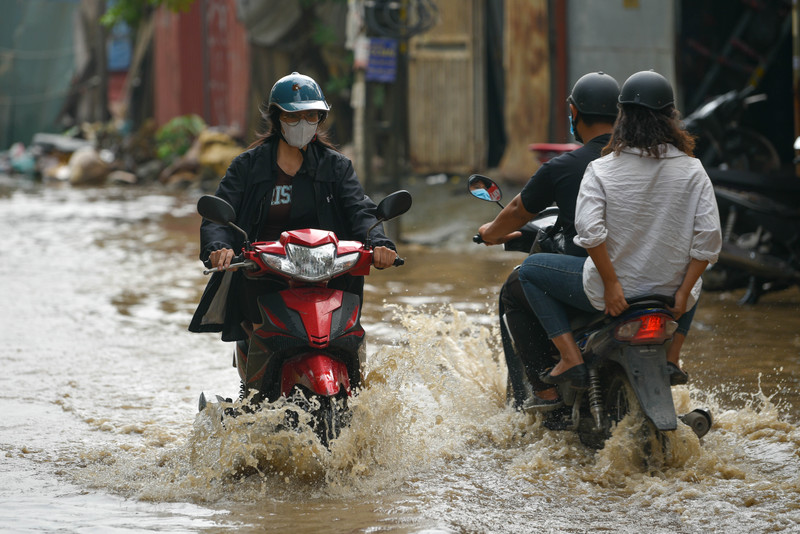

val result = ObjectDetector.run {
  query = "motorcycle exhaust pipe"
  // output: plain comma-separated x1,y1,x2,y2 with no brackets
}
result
680,408,712,439
718,242,800,282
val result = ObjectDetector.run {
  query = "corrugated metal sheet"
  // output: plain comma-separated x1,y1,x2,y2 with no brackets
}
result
408,0,486,174
0,0,78,148
567,0,676,104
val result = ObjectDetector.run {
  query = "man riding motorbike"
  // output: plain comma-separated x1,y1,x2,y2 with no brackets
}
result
477,72,619,411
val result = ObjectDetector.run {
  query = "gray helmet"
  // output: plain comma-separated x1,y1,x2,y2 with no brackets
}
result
567,71,620,118
618,70,674,110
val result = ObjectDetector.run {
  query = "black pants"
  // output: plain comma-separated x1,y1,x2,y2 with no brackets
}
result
499,268,557,393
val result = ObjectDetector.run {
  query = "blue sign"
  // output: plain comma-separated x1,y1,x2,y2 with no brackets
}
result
366,38,398,83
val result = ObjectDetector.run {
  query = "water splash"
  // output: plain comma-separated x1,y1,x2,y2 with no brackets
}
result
63,303,800,531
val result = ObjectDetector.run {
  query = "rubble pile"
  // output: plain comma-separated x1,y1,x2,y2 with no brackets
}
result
0,116,245,191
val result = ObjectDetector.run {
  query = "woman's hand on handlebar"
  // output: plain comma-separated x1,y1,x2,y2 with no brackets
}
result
209,248,238,271
373,246,399,269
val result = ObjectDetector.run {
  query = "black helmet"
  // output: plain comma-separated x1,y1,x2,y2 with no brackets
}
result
618,70,674,110
567,71,620,118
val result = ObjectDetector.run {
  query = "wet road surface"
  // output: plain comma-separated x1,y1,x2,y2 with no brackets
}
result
1,177,798,533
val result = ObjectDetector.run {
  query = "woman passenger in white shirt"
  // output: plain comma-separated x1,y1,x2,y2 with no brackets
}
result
517,70,722,390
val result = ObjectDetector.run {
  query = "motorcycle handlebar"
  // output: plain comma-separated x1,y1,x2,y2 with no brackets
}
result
202,254,251,275
203,253,405,275
473,234,484,244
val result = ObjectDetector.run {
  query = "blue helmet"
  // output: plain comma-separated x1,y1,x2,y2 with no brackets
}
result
268,72,330,113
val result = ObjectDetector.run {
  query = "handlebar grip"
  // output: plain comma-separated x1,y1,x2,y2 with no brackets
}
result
473,234,484,244
393,256,405,267
202,253,249,275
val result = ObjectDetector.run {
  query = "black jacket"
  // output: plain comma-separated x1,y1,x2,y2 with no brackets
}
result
189,138,395,341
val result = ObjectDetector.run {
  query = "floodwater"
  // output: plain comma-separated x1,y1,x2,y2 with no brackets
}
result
1,175,799,533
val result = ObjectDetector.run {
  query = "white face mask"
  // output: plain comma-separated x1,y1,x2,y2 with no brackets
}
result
281,119,318,148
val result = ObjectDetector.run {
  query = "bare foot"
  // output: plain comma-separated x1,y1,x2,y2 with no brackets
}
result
548,359,584,377
549,333,585,377
535,387,559,400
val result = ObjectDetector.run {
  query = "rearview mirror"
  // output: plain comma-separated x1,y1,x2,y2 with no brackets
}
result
467,174,503,205
197,194,250,248
197,195,236,225
376,190,413,221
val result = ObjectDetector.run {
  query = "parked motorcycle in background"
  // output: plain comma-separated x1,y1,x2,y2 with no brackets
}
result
682,85,781,173
682,87,800,303
196,190,412,446
704,165,800,303
468,175,712,450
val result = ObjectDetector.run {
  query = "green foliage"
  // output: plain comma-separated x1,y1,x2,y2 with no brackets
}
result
312,19,338,47
101,0,197,28
325,72,353,97
154,114,206,163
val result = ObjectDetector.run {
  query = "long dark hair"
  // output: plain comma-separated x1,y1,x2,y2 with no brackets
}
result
602,104,695,158
247,103,339,152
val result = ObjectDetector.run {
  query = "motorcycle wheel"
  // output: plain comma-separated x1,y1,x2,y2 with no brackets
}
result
285,386,349,448
604,373,634,425
719,127,781,173
606,373,666,459
578,372,658,451
311,393,349,448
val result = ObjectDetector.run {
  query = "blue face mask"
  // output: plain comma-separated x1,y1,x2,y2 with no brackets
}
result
472,188,492,201
568,111,582,143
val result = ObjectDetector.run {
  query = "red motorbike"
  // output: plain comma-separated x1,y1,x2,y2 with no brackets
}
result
196,190,412,445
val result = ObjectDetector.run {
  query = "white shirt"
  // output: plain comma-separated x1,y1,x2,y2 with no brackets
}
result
574,144,722,311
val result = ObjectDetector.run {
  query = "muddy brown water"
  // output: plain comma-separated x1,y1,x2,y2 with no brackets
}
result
1,177,798,533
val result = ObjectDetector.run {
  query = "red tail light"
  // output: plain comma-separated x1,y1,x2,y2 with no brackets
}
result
614,313,677,344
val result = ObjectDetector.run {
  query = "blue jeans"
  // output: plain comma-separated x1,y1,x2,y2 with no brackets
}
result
517,253,698,339
517,254,595,338
675,300,696,337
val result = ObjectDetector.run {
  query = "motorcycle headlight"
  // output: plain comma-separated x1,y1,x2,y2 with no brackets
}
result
332,252,360,277
261,243,360,283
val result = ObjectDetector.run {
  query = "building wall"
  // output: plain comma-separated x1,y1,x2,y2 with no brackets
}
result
154,0,249,132
498,0,550,180
567,0,676,106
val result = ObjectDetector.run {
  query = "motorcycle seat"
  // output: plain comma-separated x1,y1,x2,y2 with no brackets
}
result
626,294,674,308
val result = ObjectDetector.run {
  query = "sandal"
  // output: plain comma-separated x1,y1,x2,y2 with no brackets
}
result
522,391,564,412
667,361,689,385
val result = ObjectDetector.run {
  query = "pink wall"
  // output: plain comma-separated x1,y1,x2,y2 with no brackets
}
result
154,0,250,132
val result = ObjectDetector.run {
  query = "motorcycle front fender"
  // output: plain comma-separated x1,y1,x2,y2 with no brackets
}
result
280,352,351,398
611,345,677,431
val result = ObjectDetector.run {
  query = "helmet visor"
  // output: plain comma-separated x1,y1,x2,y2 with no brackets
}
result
273,100,330,113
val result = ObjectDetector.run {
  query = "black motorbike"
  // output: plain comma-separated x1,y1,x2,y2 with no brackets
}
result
703,165,800,304
683,85,780,174
468,174,712,449
681,88,800,303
